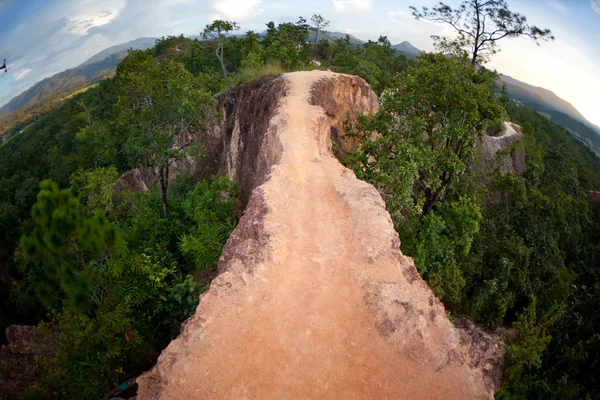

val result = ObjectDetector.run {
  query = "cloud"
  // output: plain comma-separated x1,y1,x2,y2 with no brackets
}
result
14,68,32,81
67,9,121,35
386,11,411,24
212,0,264,21
592,0,600,16
332,0,373,13
548,0,568,13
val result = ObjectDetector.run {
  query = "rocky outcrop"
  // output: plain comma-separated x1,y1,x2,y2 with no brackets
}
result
478,122,526,175
136,71,502,399
309,74,379,156
0,326,56,399
588,190,600,210
115,168,158,193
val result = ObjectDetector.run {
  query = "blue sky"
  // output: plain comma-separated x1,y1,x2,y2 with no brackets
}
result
0,0,599,126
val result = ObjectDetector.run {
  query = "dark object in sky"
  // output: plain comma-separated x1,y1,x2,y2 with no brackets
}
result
0,59,6,73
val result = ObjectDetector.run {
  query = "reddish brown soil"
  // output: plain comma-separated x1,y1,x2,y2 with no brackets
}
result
136,71,495,400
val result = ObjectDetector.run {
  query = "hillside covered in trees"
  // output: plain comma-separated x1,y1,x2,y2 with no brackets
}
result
0,9,599,400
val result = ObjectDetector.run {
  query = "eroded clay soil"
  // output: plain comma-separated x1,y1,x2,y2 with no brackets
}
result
136,71,495,400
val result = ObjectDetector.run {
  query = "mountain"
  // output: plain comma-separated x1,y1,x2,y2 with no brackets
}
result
500,74,600,148
392,41,420,55
81,37,156,66
308,31,420,59
0,37,157,135
0,37,157,118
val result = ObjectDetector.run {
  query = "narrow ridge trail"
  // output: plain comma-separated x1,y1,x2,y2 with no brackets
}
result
137,71,492,399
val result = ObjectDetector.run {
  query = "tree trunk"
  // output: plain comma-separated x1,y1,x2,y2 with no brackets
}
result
159,166,170,220
217,43,233,96
421,178,451,218
471,50,478,66
472,0,481,66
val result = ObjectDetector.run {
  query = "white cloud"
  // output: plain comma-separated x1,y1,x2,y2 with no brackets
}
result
332,0,373,13
14,68,32,81
385,10,418,27
386,11,407,23
591,0,600,16
66,0,124,34
212,0,264,21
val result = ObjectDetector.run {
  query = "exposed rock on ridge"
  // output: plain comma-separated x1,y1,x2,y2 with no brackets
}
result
136,71,500,399
478,121,526,176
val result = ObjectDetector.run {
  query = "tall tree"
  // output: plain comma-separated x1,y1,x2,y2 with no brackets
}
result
202,20,240,99
346,53,505,218
310,14,330,44
410,0,554,65
115,50,214,219
20,180,117,312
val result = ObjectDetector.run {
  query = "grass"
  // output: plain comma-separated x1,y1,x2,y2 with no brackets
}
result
233,62,285,85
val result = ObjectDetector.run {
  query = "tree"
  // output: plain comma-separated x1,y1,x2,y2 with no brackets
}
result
262,20,311,69
413,196,481,307
310,14,330,44
410,0,554,65
346,53,505,218
202,20,240,98
19,180,117,312
115,50,214,219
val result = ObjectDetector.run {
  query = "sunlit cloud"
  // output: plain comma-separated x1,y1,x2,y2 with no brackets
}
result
332,0,373,13
14,68,32,81
212,0,264,21
66,1,124,35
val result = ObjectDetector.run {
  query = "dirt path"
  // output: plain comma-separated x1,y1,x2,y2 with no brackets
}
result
137,71,492,399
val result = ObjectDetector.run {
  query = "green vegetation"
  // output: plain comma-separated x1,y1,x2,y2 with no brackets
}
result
0,10,599,399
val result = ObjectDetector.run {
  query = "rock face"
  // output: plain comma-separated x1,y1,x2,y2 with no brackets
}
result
0,326,56,398
136,71,500,399
588,190,600,210
478,122,526,176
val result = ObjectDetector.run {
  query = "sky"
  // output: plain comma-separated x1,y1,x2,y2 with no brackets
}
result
0,0,599,126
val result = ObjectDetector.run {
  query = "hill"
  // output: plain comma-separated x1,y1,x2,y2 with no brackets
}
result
500,74,600,148
81,37,156,66
308,31,420,58
0,37,157,135
392,41,420,55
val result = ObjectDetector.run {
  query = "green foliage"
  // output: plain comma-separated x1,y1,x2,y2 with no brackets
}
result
234,61,285,85
262,20,312,69
179,177,241,271
115,50,215,218
19,180,116,312
329,36,411,94
346,53,505,219
1,13,599,400
413,196,481,307
504,299,555,391
70,166,120,214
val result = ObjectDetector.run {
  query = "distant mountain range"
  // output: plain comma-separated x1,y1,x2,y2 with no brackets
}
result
392,41,420,56
1,34,597,150
80,37,157,66
308,31,420,59
0,37,157,121
500,74,600,148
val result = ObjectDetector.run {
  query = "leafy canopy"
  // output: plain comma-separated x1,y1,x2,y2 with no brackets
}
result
346,52,505,219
